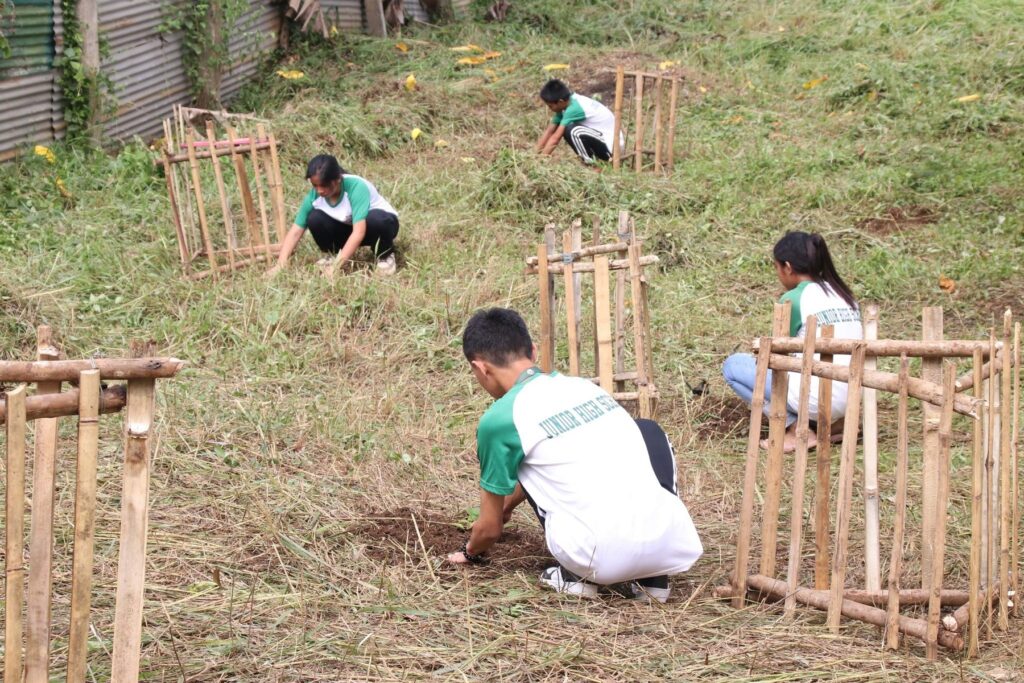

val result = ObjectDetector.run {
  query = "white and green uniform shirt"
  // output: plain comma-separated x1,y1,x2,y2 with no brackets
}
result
293,175,397,228
780,281,862,419
477,370,702,584
551,93,624,152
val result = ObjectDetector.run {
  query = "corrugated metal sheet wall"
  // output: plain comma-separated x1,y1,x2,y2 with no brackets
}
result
221,1,281,102
320,0,473,32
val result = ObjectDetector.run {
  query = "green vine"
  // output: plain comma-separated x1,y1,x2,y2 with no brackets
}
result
0,0,14,59
58,0,99,140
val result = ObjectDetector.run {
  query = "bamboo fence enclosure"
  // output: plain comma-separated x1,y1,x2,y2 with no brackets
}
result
714,305,1021,659
611,66,680,173
2,327,185,682
159,105,287,280
525,211,659,418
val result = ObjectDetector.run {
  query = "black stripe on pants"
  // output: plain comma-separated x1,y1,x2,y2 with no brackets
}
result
561,121,612,163
306,208,399,258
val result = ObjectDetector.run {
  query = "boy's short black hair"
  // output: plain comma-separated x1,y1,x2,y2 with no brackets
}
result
463,308,533,366
540,79,572,103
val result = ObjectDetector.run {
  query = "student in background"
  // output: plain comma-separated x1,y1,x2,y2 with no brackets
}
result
535,79,623,165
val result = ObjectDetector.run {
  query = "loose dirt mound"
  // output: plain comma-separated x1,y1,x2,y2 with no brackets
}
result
856,206,939,235
693,395,752,441
352,507,550,571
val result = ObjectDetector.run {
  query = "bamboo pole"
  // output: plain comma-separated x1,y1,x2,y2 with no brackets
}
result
784,316,817,617
925,363,955,660
629,244,652,418
185,251,282,279
563,231,580,376
956,346,1015,391
666,77,679,169
766,354,978,417
920,308,943,590
986,332,997,637
525,241,631,266
161,138,190,271
5,384,27,683
747,574,964,651
67,370,100,683
653,76,664,171
756,337,998,358
0,384,126,423
226,125,261,250
166,119,199,261
528,253,659,274
614,268,626,394
0,358,186,382
590,216,602,376
25,327,61,683
185,131,219,278
1013,321,1020,615
827,343,867,632
633,74,645,173
760,302,792,577
813,325,834,590
537,240,553,373
594,256,613,393
999,311,1011,630
640,273,656,417
731,339,773,607
571,221,583,353
205,120,236,272
969,348,984,656
885,354,911,651
612,66,624,170
259,123,287,242
111,342,157,683
248,133,275,261
543,227,557,371
863,305,880,591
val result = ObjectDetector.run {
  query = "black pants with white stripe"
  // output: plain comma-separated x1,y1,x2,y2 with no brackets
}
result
306,208,399,258
562,122,612,164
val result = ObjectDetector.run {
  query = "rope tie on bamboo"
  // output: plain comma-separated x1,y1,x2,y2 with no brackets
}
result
562,252,575,265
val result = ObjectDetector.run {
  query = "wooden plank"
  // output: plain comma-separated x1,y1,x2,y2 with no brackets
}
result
206,120,236,271
612,66,624,170
537,240,553,373
759,302,791,577
5,384,27,683
563,231,580,376
925,363,955,660
633,75,645,173
666,78,679,169
862,304,880,591
25,327,61,683
885,354,911,650
185,131,219,278
827,343,867,632
111,342,157,683
968,349,984,656
813,326,835,590
920,307,943,588
67,370,100,683
594,256,613,393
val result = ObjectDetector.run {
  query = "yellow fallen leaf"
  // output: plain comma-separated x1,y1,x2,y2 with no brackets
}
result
34,145,55,163
726,115,744,124
404,73,417,92
698,85,708,93
855,62,869,70
434,139,449,148
482,51,501,59
55,177,71,199
410,128,422,140
803,75,828,90
938,275,956,293
330,25,338,37
777,26,786,32
658,60,676,71
460,157,476,163
955,93,980,103
457,56,487,65
543,63,570,71
450,44,483,52
276,69,305,80
395,42,409,52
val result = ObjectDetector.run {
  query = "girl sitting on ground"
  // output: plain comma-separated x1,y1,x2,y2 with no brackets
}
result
722,231,862,452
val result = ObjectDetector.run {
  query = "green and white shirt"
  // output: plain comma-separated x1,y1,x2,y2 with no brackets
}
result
551,93,624,152
779,281,862,420
293,174,397,228
477,369,702,584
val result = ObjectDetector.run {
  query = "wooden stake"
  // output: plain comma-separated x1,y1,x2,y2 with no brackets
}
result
614,268,626,394
629,244,652,418
827,342,867,632
759,302,792,577
999,310,1011,630
863,304,880,591
260,123,287,242
563,231,580,376
226,125,261,252
633,74,645,173
594,256,614,393
0,357,186,383
111,342,157,683
986,330,997,637
205,120,236,272
920,307,943,589
969,348,984,656
925,363,955,660
4,384,27,683
653,76,664,171
814,325,834,590
666,77,679,169
784,316,817,617
1013,321,1020,615
161,123,190,270
185,131,219,277
885,354,911,650
537,240,553,373
67,370,100,683
25,326,61,683
166,118,198,261
731,339,773,607
570,221,583,356
612,66,624,170
248,133,274,261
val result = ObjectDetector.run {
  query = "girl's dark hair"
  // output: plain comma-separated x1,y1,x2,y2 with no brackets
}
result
540,79,572,103
773,231,857,309
305,154,346,183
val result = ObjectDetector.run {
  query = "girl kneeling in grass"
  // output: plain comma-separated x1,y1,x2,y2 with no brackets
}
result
722,231,862,452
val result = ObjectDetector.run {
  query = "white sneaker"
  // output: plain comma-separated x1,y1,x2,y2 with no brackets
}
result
539,566,598,598
376,253,397,275
630,576,671,604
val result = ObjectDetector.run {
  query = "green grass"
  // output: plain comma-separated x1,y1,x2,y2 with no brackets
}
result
1,0,1023,679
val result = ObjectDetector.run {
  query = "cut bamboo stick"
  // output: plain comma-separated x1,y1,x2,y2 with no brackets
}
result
920,307,942,590
590,216,602,373
925,363,955,660
999,311,1011,630
527,253,659,274
161,145,190,270
640,275,656,418
248,132,274,261
612,66,624,170
67,370,100,683
1013,321,1020,615
571,221,583,354
760,302,791,577
969,348,984,656
185,131,219,278
784,316,817,617
525,241,630,266
5,384,27,683
885,354,911,651
0,357,186,382
563,231,580,376
537,240,553,374
813,325,834,590
666,77,679,169
614,268,626,394
111,342,157,683
629,244,652,419
594,256,613,393
205,120,236,272
226,125,261,250
863,304,880,592
633,75,645,173
185,251,280,280
985,332,996,638
0,384,126,423
827,342,867,632
260,124,287,242
25,327,61,683
160,140,273,165
731,339,774,607
653,76,664,171
956,347,1017,392
755,337,997,358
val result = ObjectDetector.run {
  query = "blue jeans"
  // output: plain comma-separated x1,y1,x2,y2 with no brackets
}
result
722,353,797,427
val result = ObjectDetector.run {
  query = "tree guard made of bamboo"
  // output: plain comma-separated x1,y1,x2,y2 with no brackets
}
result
158,105,287,280
611,66,680,173
714,304,1021,660
2,326,185,682
525,210,659,418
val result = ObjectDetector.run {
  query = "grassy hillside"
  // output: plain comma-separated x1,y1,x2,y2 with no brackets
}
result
1,0,1022,679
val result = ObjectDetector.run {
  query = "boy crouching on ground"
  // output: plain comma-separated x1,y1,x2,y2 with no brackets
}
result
535,79,624,165
447,308,702,602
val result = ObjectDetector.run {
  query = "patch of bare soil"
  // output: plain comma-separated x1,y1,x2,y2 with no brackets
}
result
570,52,720,103
352,507,550,571
856,206,939,235
693,394,752,441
